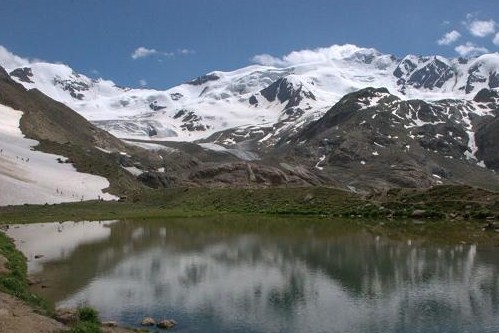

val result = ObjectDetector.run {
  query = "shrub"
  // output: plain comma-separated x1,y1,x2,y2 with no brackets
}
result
78,306,100,324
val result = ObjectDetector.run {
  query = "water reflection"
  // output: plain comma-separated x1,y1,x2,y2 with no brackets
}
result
8,218,499,333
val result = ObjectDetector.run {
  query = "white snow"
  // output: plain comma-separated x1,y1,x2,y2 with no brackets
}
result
315,155,326,170
123,166,144,176
125,141,177,153
198,143,260,161
0,104,117,206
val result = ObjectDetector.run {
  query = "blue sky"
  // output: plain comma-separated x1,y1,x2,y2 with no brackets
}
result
0,0,498,89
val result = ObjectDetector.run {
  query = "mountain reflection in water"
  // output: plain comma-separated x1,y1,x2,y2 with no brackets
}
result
8,218,499,333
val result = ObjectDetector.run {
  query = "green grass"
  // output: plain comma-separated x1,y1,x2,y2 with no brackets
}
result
69,321,102,333
67,307,102,333
77,307,100,324
0,231,50,312
0,185,497,225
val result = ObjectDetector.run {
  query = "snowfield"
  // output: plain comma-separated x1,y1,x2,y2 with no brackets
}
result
0,104,118,206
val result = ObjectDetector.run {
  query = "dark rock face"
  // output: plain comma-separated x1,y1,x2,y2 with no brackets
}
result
148,101,166,111
0,66,10,80
473,88,499,103
489,71,499,89
407,58,454,89
260,77,316,109
395,57,454,90
53,77,89,100
177,111,207,132
170,92,183,101
393,58,418,79
465,64,488,93
186,162,324,187
475,111,499,170
147,125,158,137
249,95,258,106
186,73,220,86
9,67,34,83
172,109,209,131
173,109,187,119
138,172,175,188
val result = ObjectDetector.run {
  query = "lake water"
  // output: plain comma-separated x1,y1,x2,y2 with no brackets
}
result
7,217,499,333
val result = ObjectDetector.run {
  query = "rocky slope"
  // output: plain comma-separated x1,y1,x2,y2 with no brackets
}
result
275,87,499,191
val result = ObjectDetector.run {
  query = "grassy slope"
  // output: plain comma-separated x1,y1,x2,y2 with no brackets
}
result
0,185,497,225
0,231,50,311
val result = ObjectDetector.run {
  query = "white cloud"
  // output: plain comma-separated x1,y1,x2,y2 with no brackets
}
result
177,49,195,55
494,32,499,46
131,47,159,60
252,44,375,67
0,45,30,70
131,47,195,60
454,42,489,57
139,79,147,86
466,18,496,37
437,30,461,45
251,53,286,67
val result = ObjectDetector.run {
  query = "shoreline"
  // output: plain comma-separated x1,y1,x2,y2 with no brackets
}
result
0,185,498,332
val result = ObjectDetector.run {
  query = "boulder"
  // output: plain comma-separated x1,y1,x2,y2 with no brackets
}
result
157,319,177,329
411,209,427,218
54,308,78,325
101,321,118,327
140,317,156,326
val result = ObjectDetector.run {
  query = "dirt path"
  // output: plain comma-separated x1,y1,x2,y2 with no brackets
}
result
0,291,65,333
0,291,139,333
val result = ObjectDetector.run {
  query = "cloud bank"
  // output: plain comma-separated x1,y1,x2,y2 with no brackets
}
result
131,47,159,60
0,45,30,69
131,47,195,60
454,42,489,57
494,33,499,46
466,19,496,37
252,44,378,67
437,30,461,45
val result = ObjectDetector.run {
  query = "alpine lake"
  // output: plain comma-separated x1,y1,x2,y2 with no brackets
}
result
7,216,499,333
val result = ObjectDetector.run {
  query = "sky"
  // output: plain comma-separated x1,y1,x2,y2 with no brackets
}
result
0,0,498,89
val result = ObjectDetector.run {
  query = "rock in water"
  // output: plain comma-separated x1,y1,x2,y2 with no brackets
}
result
157,319,177,329
101,321,118,327
140,317,156,326
54,308,78,325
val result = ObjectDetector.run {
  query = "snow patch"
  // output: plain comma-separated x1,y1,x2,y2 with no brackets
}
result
0,104,117,206
315,155,326,170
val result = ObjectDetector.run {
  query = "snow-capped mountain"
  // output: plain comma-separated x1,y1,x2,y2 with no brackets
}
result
1,45,498,144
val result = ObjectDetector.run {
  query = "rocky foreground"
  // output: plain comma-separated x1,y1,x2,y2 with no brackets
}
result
0,291,145,333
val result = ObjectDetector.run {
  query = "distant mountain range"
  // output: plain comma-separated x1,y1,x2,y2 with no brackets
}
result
1,45,498,142
0,45,498,195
